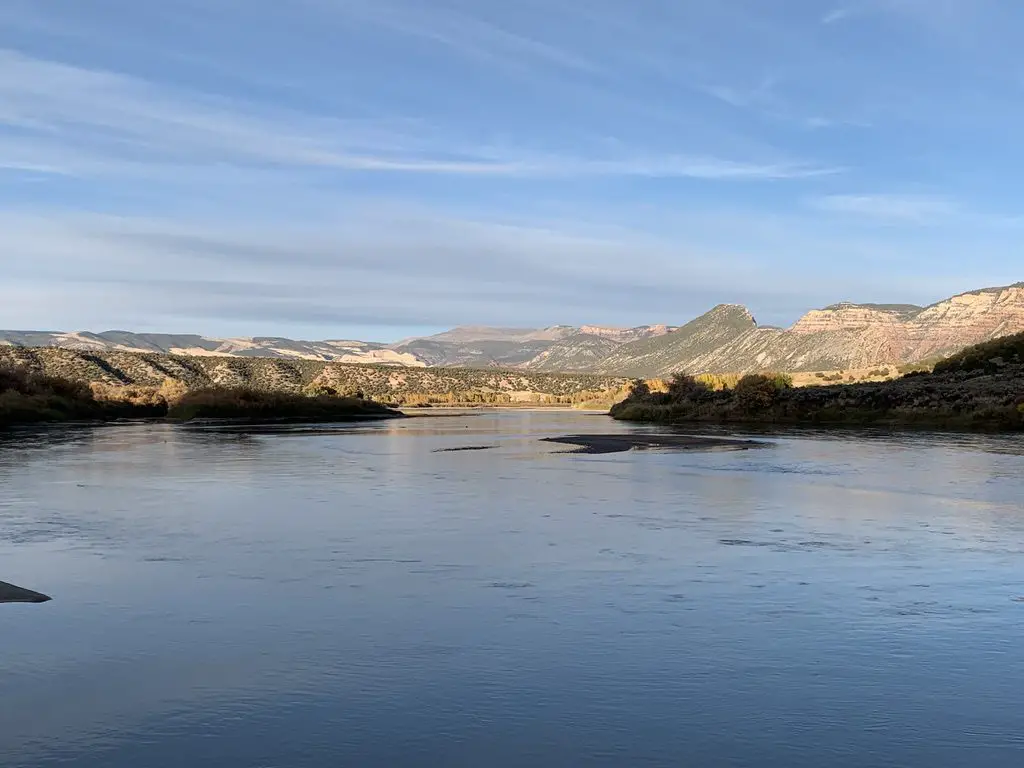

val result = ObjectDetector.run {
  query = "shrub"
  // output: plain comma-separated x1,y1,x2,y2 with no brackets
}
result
733,374,788,413
0,362,164,425
695,373,742,391
158,378,189,404
91,382,165,407
629,379,651,400
167,387,395,422
304,381,366,399
934,332,1024,374
667,372,710,402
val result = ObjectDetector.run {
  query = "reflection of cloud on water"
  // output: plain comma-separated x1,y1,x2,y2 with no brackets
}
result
1,413,1024,766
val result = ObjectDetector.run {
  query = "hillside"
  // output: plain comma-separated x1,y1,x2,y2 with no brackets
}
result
0,359,400,427
0,330,424,366
0,347,629,407
387,324,674,369
611,332,1024,431
593,283,1024,377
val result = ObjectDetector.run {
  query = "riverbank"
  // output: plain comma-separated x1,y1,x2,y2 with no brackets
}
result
610,334,1024,431
0,365,401,427
166,388,400,421
0,346,629,409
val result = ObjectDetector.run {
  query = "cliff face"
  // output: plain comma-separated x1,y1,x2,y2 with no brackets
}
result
790,304,917,335
904,285,1024,360
589,284,1024,377
780,284,1024,370
577,325,675,343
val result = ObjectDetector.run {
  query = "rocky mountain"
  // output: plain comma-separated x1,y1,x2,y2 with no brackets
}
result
3,282,1022,377
413,326,578,344
0,324,675,371
387,324,673,369
387,337,559,368
0,330,425,367
592,283,1024,377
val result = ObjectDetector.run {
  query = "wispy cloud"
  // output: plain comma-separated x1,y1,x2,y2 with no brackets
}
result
1,1,1020,338
0,48,833,181
0,207,758,333
810,193,960,224
321,0,602,75
703,76,779,110
6,199,1015,337
0,203,908,335
822,7,857,25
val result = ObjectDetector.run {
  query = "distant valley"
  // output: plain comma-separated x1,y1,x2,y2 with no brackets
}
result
3,283,1023,377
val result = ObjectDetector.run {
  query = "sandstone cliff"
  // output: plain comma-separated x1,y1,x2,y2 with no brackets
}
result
591,284,1024,377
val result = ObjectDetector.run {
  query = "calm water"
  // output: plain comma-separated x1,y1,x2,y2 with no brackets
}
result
2,411,1024,767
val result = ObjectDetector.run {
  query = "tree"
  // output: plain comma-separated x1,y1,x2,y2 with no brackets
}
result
629,379,651,400
667,372,710,402
734,374,785,412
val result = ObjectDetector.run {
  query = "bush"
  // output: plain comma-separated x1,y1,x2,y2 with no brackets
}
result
0,363,163,425
666,372,710,402
695,373,741,391
629,379,651,400
167,387,396,422
303,381,365,399
934,332,1024,375
158,378,189,404
733,374,789,413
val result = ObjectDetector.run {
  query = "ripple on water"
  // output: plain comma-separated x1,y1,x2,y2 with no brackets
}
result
2,415,1024,768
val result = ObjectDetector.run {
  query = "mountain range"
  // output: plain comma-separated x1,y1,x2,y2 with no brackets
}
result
3,283,1022,377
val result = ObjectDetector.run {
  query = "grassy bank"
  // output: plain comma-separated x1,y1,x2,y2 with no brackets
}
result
610,333,1024,431
0,364,400,427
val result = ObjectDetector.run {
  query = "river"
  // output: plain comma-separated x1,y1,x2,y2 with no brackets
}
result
2,411,1024,767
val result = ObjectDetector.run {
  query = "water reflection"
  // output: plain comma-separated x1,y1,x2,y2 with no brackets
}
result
1,412,1024,767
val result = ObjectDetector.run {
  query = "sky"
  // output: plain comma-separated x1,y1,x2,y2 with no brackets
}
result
1,0,1023,341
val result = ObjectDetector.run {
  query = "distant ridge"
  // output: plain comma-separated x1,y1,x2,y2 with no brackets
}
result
3,281,1023,377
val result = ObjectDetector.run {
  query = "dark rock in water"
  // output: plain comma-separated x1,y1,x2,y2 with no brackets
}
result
541,433,768,455
0,580,51,604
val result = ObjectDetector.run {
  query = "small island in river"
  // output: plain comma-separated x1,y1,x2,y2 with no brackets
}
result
542,434,766,454
611,332,1024,431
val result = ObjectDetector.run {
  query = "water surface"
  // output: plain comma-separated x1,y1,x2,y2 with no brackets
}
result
2,411,1024,767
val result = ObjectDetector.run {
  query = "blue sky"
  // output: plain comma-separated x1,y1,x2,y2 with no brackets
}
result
1,0,1022,341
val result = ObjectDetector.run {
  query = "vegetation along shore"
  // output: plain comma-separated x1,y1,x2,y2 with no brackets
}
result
4,332,1023,430
611,333,1024,431
0,364,400,427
